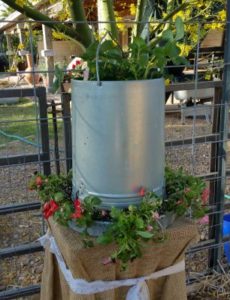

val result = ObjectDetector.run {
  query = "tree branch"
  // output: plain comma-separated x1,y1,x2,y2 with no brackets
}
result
0,0,90,48
67,0,94,47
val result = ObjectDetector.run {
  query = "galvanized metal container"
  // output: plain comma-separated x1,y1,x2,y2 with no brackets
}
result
72,78,165,208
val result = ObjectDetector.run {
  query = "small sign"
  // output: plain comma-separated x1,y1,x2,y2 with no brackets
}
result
41,49,54,57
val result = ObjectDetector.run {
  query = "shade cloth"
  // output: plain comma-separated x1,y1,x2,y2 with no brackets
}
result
40,218,199,300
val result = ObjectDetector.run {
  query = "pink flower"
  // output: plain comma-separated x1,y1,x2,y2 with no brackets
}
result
101,210,107,217
201,188,209,205
152,212,160,220
198,215,209,225
146,225,153,232
102,257,112,265
35,176,42,187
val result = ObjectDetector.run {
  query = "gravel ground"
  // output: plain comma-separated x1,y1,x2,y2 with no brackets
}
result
0,103,229,298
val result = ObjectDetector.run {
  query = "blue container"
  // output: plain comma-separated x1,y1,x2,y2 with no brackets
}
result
223,214,230,262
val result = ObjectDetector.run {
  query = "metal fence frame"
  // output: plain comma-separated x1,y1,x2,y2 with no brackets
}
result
0,6,230,296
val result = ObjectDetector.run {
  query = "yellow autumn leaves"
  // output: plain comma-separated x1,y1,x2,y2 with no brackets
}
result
15,0,24,7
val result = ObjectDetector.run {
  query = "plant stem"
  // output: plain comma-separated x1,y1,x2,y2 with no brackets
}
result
97,0,119,41
133,0,148,38
67,0,94,47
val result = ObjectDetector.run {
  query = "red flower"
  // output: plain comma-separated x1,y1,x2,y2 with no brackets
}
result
74,198,81,209
138,187,146,197
72,210,82,219
76,60,81,65
72,198,82,219
50,199,59,211
43,199,59,219
35,176,42,187
72,63,76,69
201,188,209,205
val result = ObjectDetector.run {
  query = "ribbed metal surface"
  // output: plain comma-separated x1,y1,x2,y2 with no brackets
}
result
72,79,165,208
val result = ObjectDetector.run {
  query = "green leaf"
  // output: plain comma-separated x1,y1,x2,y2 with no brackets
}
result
104,48,123,59
175,16,184,41
135,217,144,229
81,42,98,60
54,192,64,203
162,29,174,42
164,42,180,58
136,231,154,239
110,207,121,219
90,196,101,206
138,53,149,66
51,65,65,94
97,234,113,244
100,40,115,53
84,196,101,207
130,36,147,48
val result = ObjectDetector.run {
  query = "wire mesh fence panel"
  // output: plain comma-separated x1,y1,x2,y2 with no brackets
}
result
0,9,229,299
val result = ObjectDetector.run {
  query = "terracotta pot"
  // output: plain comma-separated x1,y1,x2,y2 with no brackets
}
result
17,60,27,71
24,54,40,85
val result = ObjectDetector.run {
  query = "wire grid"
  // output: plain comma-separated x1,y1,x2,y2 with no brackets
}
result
0,17,229,298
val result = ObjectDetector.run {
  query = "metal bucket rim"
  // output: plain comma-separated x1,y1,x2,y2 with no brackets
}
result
71,78,164,84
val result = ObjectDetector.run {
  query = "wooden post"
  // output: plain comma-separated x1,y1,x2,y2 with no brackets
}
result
42,25,54,92
4,31,14,67
16,23,25,45
61,87,72,173
37,87,51,176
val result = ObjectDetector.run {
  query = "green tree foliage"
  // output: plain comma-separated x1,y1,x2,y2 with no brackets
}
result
0,0,226,52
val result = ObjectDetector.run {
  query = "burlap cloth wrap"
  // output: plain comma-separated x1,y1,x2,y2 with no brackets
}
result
40,218,199,300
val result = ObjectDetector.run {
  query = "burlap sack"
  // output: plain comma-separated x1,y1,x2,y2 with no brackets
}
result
40,218,199,300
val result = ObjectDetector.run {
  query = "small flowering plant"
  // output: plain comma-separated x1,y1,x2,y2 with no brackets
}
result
52,57,88,93
163,167,208,218
29,167,208,268
97,194,164,268
66,57,89,81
